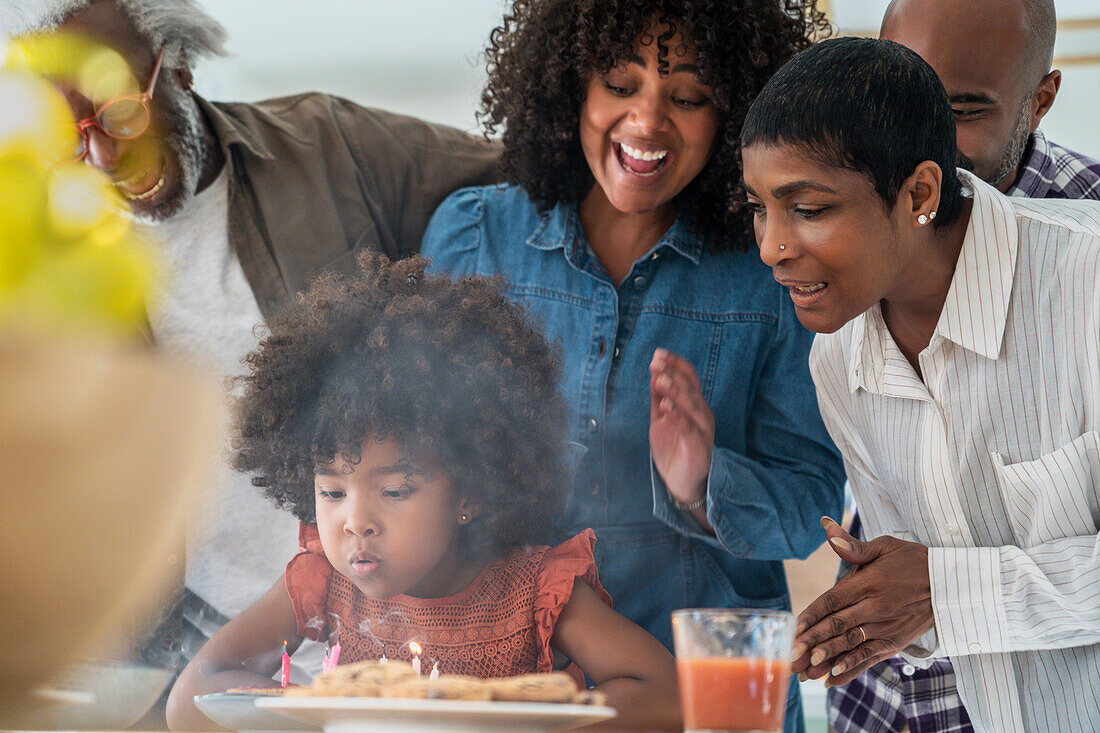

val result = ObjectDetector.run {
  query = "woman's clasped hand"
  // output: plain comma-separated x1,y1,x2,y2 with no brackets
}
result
791,517,935,687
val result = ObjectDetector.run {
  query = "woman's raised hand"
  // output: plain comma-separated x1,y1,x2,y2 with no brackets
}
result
649,348,714,516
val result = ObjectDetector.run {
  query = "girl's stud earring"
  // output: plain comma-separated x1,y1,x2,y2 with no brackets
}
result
460,514,468,522
929,211,937,220
918,214,929,225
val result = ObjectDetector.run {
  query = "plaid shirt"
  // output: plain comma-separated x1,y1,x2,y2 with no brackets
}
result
829,135,1100,721
1005,129,1100,200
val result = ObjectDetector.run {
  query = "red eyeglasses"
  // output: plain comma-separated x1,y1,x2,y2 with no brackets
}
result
72,47,165,161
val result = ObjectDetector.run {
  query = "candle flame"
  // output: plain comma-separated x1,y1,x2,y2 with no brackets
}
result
409,641,422,656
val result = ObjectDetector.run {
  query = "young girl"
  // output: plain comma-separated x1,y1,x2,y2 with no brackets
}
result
166,254,680,731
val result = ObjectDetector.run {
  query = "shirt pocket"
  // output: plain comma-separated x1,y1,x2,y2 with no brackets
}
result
690,543,789,611
991,431,1100,547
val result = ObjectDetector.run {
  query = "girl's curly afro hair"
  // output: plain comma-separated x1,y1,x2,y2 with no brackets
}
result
233,253,570,554
481,0,830,251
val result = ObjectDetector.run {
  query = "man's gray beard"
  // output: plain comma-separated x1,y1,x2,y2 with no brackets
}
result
125,75,207,225
987,94,1033,189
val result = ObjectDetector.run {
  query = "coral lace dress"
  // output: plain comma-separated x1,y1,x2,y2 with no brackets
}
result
285,525,611,680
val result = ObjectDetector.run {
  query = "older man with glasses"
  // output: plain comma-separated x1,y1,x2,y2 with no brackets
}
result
67,45,164,157
2,0,500,705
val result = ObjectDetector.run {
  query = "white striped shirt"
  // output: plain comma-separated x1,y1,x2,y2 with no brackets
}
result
809,170,1100,733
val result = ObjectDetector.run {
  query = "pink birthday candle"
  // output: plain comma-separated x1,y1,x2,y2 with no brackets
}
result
321,643,331,673
329,640,341,668
281,640,291,687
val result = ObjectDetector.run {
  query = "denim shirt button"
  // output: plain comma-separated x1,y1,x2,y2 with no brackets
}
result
633,275,647,288
650,252,660,261
613,346,621,359
586,417,598,434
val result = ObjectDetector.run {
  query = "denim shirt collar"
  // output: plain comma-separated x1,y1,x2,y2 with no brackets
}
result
525,201,703,265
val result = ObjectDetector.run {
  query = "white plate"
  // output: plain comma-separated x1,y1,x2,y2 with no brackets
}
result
256,696,617,733
6,662,172,730
194,692,320,732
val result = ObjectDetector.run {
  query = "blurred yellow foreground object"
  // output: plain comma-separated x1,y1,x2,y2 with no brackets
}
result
0,332,223,722
0,52,220,724
5,31,139,112
0,68,158,338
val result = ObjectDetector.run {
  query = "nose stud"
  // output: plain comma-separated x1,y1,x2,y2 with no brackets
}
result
460,514,469,522
778,244,786,251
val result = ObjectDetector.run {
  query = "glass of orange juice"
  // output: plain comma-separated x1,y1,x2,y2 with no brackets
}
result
672,608,796,733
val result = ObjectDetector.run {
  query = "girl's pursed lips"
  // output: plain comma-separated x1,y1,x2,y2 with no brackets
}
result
348,549,382,564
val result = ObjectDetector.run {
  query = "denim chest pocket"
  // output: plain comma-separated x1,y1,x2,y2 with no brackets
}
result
631,308,774,409
690,542,790,611
503,285,600,403
991,431,1100,547
592,531,788,622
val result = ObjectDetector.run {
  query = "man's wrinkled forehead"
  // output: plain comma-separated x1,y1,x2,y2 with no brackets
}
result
53,0,156,79
8,31,142,104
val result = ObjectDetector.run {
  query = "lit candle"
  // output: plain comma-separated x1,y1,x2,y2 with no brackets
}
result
409,642,422,676
329,640,341,669
281,641,291,688
429,662,439,680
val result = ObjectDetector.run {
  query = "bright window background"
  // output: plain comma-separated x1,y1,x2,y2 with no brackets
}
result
187,0,1098,157
193,0,511,134
1,1,1094,153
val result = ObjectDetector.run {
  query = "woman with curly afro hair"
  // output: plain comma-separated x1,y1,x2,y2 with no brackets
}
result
166,254,681,731
423,2,846,729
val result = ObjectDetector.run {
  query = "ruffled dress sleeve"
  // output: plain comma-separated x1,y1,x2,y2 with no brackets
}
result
284,522,333,642
532,528,613,673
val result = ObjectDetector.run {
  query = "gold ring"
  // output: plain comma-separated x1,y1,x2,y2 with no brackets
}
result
857,625,867,644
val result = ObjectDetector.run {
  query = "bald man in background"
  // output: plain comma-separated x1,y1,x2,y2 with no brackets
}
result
827,1,1100,731
884,0,1099,198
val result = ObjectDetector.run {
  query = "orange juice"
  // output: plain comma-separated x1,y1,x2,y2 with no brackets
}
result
677,656,791,732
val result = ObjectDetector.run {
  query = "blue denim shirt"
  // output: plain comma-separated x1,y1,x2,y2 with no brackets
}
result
424,185,845,729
